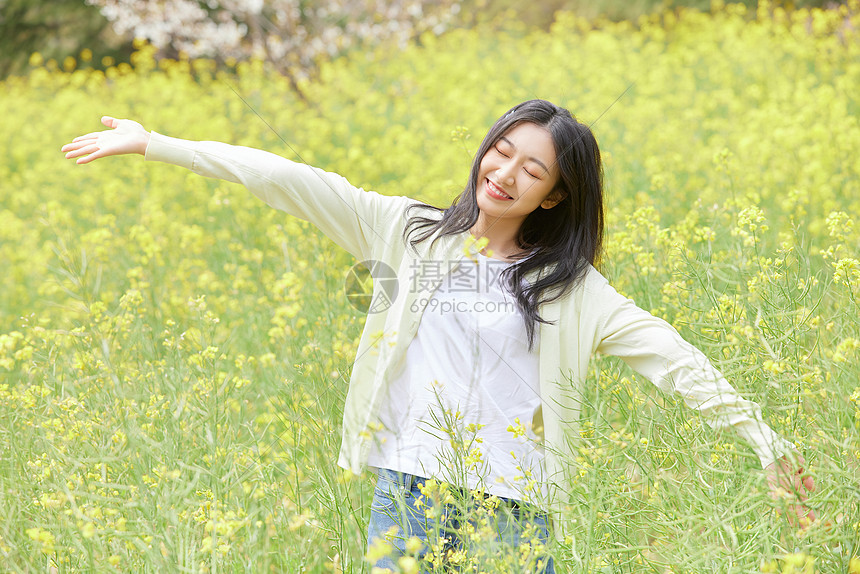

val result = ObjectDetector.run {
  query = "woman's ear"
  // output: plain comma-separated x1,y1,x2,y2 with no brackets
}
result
540,188,566,210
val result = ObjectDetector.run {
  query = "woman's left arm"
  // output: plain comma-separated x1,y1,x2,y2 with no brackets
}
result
592,277,816,525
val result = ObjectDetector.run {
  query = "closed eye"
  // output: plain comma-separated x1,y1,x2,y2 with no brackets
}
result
494,143,542,178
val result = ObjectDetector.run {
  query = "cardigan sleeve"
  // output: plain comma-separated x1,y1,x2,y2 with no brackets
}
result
591,276,795,469
144,131,407,262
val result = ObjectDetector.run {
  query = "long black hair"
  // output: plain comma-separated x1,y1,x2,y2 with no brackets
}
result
402,99,604,350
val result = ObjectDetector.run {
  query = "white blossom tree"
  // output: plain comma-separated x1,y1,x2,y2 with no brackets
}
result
87,0,462,92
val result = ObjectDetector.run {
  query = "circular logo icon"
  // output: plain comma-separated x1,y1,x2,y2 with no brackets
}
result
344,260,398,314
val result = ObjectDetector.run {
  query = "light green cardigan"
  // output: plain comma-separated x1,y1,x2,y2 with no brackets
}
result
145,131,794,529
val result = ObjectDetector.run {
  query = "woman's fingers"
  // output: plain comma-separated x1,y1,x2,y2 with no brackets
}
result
62,133,103,154
792,498,816,525
62,140,98,154
75,149,104,164
70,132,103,143
64,144,99,160
792,463,815,499
66,144,101,164
61,139,94,152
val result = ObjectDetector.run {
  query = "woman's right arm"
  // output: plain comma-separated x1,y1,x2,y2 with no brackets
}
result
62,117,408,261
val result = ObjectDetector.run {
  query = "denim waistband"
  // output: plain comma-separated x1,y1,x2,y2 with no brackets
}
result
377,468,423,490
376,467,533,512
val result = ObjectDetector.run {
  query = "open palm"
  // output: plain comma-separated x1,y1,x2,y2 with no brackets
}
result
61,116,150,164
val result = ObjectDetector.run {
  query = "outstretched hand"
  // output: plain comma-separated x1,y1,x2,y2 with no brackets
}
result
61,116,150,164
765,453,816,527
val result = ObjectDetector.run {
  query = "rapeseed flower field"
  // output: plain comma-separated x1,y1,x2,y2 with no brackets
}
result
1,1,859,572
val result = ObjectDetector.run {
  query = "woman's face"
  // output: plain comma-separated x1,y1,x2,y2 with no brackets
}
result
475,122,563,228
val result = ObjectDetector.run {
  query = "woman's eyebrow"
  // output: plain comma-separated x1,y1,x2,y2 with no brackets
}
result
498,136,550,174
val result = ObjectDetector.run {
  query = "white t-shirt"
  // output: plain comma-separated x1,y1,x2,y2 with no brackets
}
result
367,251,545,501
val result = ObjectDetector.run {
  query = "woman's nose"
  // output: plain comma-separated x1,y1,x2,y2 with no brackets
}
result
496,164,516,185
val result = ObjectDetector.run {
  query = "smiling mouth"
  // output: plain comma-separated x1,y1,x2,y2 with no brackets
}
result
486,179,513,200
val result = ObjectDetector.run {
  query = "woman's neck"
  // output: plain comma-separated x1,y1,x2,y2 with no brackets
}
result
469,217,525,261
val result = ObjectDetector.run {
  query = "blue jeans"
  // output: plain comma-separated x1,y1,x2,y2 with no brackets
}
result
366,468,555,573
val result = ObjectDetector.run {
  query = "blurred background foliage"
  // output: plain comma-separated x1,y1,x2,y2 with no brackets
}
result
0,0,127,78
0,0,849,86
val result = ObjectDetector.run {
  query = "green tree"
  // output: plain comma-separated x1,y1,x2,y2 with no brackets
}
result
0,0,128,78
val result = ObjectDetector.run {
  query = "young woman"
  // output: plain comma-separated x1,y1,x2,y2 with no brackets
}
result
62,100,814,573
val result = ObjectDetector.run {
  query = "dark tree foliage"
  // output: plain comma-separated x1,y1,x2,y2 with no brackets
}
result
0,0,130,78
